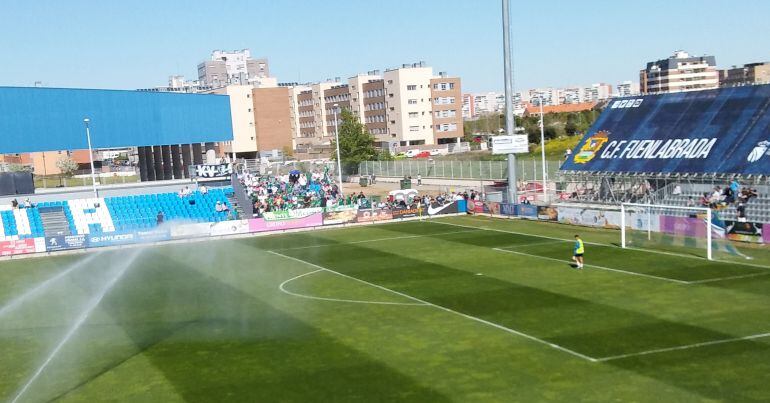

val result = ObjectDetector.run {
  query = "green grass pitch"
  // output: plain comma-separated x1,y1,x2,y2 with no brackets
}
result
1,215,770,402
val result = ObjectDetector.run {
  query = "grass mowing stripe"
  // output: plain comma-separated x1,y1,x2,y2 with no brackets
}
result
272,229,483,252
436,217,770,271
492,248,689,284
268,250,599,363
596,332,770,362
279,269,428,306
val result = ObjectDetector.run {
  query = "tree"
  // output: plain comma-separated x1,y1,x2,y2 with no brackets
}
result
56,156,79,177
565,113,579,136
330,108,377,164
7,164,31,173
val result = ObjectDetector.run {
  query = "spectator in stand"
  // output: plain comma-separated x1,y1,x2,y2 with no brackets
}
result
723,186,734,204
672,185,682,195
11,199,18,209
730,178,740,196
709,187,722,208
699,193,710,208
199,184,208,195
564,148,572,162
737,201,747,222
156,211,164,225
417,173,422,186
686,197,695,207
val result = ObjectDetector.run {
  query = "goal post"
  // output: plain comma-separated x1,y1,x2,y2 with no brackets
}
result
620,202,712,260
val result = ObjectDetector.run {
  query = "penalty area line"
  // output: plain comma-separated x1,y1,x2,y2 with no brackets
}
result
595,332,770,362
493,247,689,284
268,250,599,363
279,269,427,306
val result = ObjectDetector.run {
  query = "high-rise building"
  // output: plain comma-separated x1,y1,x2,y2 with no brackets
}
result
720,62,770,87
284,62,463,156
197,49,270,87
616,81,641,97
431,73,463,144
640,51,718,94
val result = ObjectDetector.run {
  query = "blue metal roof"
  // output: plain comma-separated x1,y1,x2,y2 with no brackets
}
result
0,86,233,153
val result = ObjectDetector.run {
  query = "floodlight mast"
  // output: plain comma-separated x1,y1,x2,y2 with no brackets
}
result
502,0,517,204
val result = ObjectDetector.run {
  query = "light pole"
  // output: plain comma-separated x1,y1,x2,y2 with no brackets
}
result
83,118,99,199
538,99,547,202
502,0,517,204
332,103,344,195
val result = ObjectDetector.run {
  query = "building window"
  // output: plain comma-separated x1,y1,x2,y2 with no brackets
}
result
408,99,418,105
409,112,419,118
407,85,417,91
409,126,420,132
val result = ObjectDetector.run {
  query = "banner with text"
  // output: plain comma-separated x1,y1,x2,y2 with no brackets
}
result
561,85,770,174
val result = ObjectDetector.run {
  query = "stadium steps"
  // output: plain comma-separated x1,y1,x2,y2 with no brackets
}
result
39,206,72,237
226,193,243,218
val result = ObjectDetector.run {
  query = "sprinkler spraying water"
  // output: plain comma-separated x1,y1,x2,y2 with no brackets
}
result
0,253,101,319
9,249,142,403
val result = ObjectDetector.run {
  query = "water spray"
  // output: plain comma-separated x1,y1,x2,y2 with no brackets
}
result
10,249,142,403
0,252,101,319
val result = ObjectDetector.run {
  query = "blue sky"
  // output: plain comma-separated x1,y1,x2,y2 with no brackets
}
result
2,0,768,93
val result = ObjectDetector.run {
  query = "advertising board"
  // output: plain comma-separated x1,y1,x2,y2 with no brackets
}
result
170,223,212,239
392,207,421,219
724,221,763,243
86,232,136,248
322,206,359,225
45,235,87,252
491,135,529,155
558,207,621,229
209,220,250,236
249,212,323,233
0,238,37,256
517,204,537,218
356,209,393,223
426,201,460,216
537,206,558,221
194,163,233,178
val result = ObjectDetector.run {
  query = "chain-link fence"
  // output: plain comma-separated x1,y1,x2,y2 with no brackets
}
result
358,158,563,182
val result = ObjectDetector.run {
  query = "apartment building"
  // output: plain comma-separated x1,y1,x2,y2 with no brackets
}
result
209,85,257,158
248,87,293,154
640,51,718,94
430,74,463,144
462,94,475,119
617,81,641,97
198,49,270,87
285,63,464,155
720,62,770,87
323,84,351,140
349,74,388,147
383,64,435,147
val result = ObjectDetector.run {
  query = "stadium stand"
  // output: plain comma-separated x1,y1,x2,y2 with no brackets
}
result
0,187,235,238
560,85,770,214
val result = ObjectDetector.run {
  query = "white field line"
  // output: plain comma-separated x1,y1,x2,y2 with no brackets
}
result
686,272,770,284
493,248,689,284
274,229,483,252
268,250,598,363
595,332,770,362
432,218,770,272
279,269,427,306
504,240,569,249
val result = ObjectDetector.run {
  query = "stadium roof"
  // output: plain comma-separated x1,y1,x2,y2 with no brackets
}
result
0,86,233,153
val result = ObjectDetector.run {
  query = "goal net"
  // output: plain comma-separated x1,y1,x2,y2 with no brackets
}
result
621,203,714,259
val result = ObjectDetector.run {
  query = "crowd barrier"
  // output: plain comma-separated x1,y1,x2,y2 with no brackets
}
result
0,200,468,258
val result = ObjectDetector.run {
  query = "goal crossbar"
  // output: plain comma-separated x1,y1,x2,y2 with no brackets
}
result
620,202,712,260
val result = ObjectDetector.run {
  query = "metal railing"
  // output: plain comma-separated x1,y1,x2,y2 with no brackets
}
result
358,158,563,182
